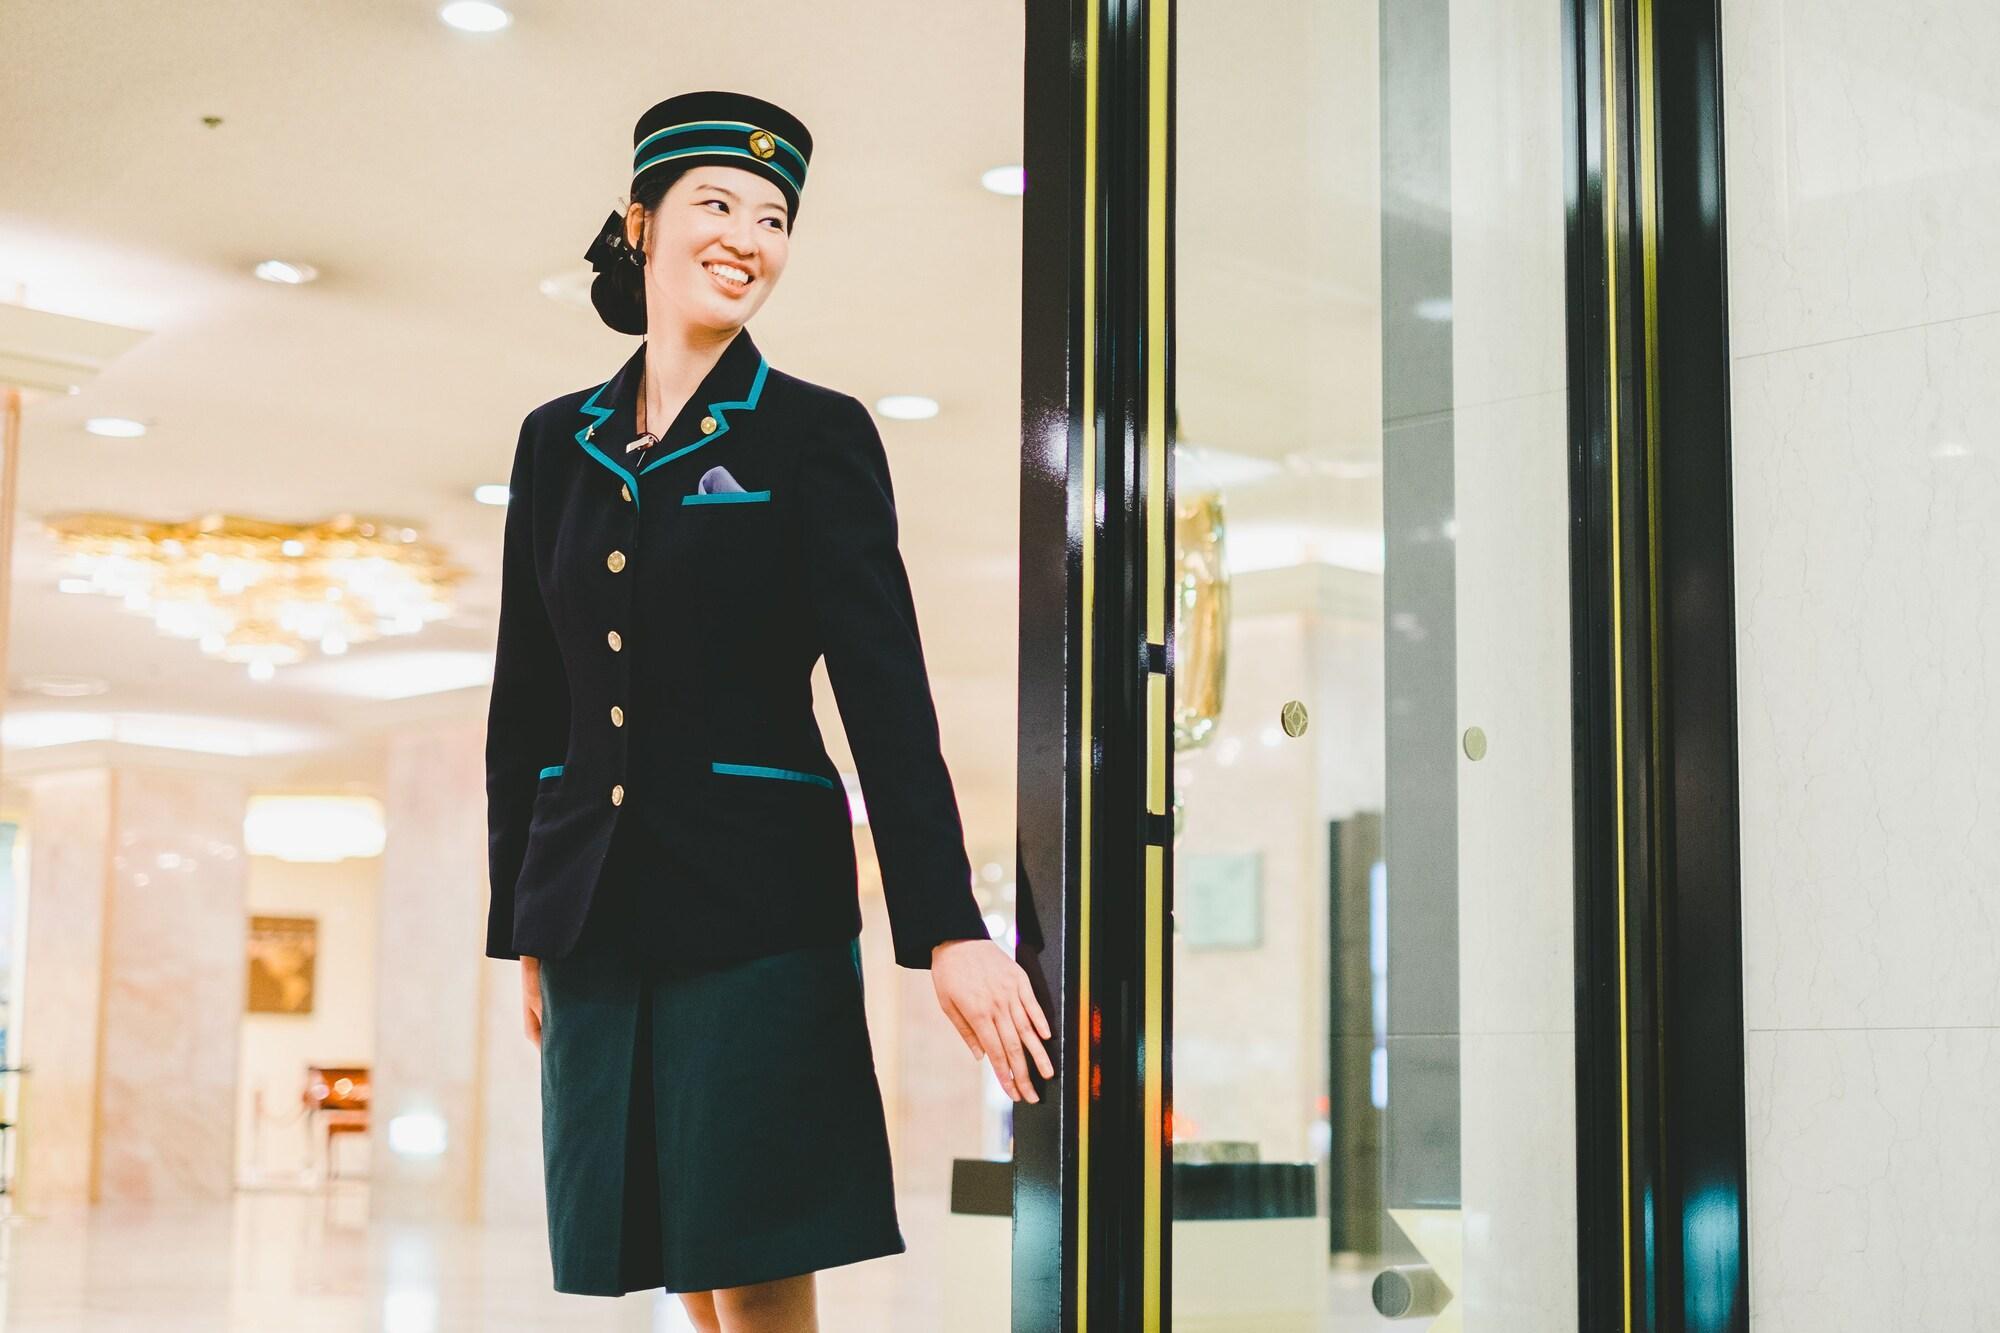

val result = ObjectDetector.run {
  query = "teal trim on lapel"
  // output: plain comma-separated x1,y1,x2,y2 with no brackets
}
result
573,380,644,509
711,761,835,789
639,357,771,473
681,489,771,506
538,764,565,779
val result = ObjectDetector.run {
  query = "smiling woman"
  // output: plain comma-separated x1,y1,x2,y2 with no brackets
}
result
485,89,1052,1332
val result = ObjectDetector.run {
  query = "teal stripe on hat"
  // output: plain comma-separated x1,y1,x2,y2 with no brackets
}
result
633,119,808,177
633,143,803,194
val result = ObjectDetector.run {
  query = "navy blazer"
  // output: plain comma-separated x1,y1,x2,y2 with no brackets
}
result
484,327,990,969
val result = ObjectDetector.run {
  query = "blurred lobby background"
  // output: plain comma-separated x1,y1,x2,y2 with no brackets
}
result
0,1,1025,1328
3,0,1998,1331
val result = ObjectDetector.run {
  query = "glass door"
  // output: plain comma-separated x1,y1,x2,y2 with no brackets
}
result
1168,2,1579,1328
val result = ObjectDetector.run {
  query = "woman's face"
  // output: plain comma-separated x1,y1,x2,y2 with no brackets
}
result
628,165,791,335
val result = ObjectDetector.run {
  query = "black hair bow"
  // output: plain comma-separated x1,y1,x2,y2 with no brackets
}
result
584,210,644,272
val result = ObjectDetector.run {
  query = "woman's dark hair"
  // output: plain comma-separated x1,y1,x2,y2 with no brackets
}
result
589,170,678,336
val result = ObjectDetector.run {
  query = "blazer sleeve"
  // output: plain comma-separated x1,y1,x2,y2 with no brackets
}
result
483,410,570,960
802,394,992,969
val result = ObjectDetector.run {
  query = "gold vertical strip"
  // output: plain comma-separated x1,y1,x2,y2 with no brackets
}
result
1146,673,1167,816
1141,842,1165,1333
1141,1,1171,1329
1145,0,1169,648
1076,0,1099,1324
1600,0,1636,1325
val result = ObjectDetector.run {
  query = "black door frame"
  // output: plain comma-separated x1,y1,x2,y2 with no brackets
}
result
1012,0,1750,1328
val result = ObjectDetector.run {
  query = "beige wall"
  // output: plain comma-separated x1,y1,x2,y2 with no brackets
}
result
235,853,380,1184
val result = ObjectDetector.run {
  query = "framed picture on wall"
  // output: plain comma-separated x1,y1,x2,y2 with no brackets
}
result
246,914,317,1015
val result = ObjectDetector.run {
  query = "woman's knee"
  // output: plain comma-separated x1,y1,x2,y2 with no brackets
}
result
678,1289,721,1333
711,1272,816,1331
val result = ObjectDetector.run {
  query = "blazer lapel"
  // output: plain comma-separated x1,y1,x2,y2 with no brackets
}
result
571,329,771,510
572,342,647,501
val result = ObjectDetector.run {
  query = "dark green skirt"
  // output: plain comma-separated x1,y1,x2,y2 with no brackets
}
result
537,928,906,1295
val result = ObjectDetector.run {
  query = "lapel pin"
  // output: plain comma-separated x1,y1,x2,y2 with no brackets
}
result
624,432,659,455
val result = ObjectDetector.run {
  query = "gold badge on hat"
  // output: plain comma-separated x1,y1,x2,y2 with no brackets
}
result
747,129,777,160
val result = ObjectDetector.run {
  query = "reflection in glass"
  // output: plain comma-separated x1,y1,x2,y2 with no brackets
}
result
1171,1,1577,1328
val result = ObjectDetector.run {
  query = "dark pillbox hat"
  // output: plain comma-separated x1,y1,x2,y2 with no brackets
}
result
629,90,814,221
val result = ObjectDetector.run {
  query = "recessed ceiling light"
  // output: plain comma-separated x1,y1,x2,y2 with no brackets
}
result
85,416,147,438
473,483,511,506
538,268,594,309
981,164,1026,197
876,394,940,421
18,673,110,698
440,1,512,32
254,259,319,285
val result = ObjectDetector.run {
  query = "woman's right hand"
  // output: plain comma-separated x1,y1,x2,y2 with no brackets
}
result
521,955,543,1047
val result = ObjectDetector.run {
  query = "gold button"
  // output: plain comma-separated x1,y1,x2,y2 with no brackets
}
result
610,705,625,727
607,629,622,651
620,483,632,502
610,783,624,806
701,415,718,435
606,549,626,572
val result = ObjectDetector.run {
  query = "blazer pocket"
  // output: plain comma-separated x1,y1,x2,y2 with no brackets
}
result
537,764,566,780
711,760,836,790
681,489,772,506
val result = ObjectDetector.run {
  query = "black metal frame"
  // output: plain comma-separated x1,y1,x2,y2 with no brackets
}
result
1014,0,1173,1327
1565,0,1751,1327
1011,0,1089,1326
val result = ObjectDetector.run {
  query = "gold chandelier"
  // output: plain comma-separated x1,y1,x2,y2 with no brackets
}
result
45,512,466,678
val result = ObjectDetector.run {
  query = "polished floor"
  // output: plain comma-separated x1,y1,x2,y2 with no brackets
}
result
0,1187,957,1332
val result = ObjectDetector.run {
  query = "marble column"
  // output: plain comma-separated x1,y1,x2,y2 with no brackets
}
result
369,720,502,1223
16,763,250,1206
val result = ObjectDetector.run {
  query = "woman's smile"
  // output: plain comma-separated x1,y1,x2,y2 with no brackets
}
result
702,259,755,295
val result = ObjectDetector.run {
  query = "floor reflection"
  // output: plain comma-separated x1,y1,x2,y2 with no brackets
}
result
0,1186,954,1331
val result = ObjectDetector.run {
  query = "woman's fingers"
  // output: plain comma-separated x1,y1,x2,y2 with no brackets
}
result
521,958,543,1047
1011,992,1055,1080
1000,1009,1040,1102
980,1007,1038,1104
970,1011,1024,1101
1018,973,1053,1042
942,996,983,1058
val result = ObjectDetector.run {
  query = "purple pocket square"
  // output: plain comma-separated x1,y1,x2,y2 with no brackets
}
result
698,465,747,494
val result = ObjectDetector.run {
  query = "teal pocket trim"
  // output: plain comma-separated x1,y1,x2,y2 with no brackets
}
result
538,764,565,779
681,489,772,506
711,761,835,789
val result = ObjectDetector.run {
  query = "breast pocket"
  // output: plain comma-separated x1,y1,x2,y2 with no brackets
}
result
672,488,785,620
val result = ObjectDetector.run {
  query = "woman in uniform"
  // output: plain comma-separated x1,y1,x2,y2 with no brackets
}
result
482,90,1054,1331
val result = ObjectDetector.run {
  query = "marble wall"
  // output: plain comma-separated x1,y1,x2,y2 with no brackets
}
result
1722,1,2000,1325
17,763,249,1206
370,720,509,1223
15,771,114,1207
